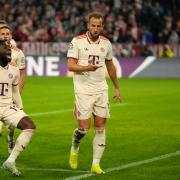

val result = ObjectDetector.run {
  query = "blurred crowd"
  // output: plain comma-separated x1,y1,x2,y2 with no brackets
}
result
0,0,180,45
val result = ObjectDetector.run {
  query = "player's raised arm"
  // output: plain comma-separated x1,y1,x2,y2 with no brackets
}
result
67,37,101,72
68,58,101,72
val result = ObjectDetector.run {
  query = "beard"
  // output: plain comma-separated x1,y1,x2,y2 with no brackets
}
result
89,31,100,41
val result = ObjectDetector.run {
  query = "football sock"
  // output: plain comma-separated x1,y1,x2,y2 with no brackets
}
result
6,129,34,163
92,129,105,165
7,126,15,145
71,128,87,153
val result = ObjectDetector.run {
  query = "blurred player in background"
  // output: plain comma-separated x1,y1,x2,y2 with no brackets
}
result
0,39,35,176
67,12,122,174
0,20,17,46
0,21,25,94
0,22,26,154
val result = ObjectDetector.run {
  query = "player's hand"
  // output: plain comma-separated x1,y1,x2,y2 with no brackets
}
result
9,61,17,66
113,88,122,103
87,64,102,71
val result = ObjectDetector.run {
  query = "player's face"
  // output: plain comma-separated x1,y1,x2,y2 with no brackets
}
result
88,17,103,41
0,28,12,43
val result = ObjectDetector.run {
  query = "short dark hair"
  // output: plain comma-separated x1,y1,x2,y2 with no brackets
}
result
88,12,103,23
0,24,11,31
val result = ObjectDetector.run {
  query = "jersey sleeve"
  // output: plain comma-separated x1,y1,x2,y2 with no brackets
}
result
15,50,26,70
12,68,20,86
105,41,113,61
67,37,78,59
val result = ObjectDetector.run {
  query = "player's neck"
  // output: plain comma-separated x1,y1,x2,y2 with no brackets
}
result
87,31,99,43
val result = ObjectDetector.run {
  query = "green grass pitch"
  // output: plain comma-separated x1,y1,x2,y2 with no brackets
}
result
0,77,180,179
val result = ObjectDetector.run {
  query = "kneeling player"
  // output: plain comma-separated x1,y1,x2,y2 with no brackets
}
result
0,39,36,176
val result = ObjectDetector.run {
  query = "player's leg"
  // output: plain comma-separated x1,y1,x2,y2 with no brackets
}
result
71,120,90,153
69,119,90,169
91,92,109,174
69,93,93,169
5,116,35,162
91,116,106,174
0,121,3,136
7,103,16,154
7,125,15,154
3,115,35,176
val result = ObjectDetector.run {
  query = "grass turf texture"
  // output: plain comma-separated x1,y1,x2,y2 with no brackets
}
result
0,77,180,179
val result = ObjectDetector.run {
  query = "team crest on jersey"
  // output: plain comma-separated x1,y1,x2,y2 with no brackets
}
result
8,73,13,79
68,43,73,50
100,47,105,52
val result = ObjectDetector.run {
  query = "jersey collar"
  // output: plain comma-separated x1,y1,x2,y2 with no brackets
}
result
86,32,100,44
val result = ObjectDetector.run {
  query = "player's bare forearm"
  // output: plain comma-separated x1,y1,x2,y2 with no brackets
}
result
106,60,122,102
106,60,119,89
68,58,101,72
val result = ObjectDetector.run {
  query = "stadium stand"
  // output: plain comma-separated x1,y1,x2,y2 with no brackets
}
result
0,0,179,44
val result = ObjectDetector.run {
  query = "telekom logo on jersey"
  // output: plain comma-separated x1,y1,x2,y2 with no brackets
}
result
0,83,8,96
88,55,99,65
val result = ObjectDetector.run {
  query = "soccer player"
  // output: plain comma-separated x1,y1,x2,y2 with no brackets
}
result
0,24,26,154
0,39,35,176
0,21,17,46
67,12,122,174
0,23,25,94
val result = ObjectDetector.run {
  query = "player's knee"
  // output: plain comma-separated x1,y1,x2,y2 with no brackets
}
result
94,121,106,130
74,128,88,140
17,116,36,130
24,116,36,129
76,128,88,135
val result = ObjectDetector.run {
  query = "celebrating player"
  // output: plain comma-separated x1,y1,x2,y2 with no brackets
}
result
0,39,35,176
67,12,122,174
0,23,26,154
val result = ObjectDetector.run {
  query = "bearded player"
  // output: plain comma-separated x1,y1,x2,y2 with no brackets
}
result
67,12,122,174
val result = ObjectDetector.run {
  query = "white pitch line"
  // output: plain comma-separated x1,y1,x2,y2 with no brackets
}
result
0,150,179,177
29,103,128,117
29,109,72,117
64,150,180,180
